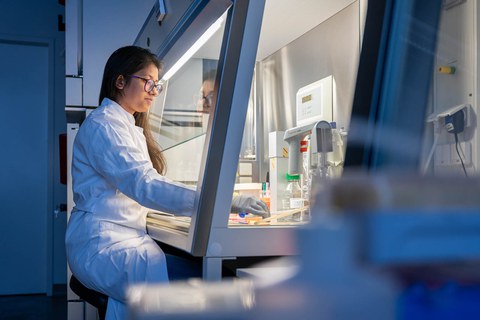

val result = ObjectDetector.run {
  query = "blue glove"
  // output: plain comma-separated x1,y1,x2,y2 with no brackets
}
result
231,195,270,218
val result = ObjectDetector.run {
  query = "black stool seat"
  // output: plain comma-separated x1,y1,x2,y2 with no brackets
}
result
70,275,108,320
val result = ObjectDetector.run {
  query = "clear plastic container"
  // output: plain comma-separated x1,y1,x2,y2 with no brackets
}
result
282,174,303,222
300,138,310,206
329,121,345,178
286,174,302,209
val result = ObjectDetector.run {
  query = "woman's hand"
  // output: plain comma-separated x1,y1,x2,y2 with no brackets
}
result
231,195,270,218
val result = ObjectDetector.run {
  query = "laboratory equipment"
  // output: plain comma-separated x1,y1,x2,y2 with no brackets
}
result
136,0,302,281
282,120,336,210
283,122,319,176
296,75,333,126
310,120,333,179
283,75,334,176
281,73,338,214
279,77,337,220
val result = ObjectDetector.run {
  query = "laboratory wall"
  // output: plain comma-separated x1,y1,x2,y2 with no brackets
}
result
429,0,478,176
66,0,156,107
0,0,66,290
255,1,363,178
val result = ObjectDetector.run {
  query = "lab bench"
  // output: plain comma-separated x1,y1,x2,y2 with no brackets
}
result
147,212,300,280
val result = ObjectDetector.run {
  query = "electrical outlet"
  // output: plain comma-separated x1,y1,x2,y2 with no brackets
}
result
445,110,465,133
451,141,471,166
463,105,471,129
434,144,450,166
434,142,471,167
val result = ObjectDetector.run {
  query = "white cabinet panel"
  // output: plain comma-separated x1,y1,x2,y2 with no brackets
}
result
66,77,82,106
82,0,156,106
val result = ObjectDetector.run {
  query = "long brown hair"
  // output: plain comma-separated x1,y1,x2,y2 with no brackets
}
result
99,46,167,174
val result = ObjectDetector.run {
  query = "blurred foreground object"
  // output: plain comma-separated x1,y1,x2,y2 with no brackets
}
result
128,173,480,319
127,279,255,320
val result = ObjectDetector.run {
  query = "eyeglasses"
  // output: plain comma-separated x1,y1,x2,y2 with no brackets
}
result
202,92,215,108
128,75,163,95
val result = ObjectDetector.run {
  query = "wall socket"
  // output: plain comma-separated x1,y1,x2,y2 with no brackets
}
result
434,141,472,167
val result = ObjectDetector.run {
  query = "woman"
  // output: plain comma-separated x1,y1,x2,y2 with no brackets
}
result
66,46,268,319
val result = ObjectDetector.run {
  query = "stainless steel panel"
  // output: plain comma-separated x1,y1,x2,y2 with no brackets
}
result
207,227,297,257
256,2,361,177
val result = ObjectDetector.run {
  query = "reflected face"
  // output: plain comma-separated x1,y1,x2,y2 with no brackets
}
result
116,63,160,114
197,79,215,114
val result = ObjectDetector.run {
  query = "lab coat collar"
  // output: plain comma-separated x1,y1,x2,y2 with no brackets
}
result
101,98,136,126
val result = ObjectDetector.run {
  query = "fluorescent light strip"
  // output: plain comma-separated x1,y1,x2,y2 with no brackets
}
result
162,17,224,81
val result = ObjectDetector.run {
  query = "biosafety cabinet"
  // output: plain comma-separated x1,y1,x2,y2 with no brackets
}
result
137,0,285,279
134,0,366,279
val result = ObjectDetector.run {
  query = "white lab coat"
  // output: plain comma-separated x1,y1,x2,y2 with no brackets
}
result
66,98,196,319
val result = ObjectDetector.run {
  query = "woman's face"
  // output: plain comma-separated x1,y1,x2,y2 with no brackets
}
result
116,63,159,114
197,79,215,114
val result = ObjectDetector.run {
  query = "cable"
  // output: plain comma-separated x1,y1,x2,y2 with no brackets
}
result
422,131,439,175
422,120,441,175
454,133,468,177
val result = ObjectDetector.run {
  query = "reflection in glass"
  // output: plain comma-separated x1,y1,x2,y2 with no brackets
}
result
146,11,227,235
147,20,225,186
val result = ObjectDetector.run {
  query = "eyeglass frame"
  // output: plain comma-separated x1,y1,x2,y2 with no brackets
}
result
128,75,163,95
202,91,215,108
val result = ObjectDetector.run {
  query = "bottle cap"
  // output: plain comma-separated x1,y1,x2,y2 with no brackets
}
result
286,173,300,181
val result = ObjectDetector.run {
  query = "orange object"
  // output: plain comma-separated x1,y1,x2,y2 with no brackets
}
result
246,216,263,224
260,196,271,209
438,66,456,74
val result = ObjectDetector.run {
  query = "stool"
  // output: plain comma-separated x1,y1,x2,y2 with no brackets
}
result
70,275,108,320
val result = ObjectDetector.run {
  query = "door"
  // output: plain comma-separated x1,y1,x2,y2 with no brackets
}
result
0,38,51,294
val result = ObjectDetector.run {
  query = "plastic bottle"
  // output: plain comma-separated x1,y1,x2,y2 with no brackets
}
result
285,174,302,208
260,182,271,210
284,174,303,222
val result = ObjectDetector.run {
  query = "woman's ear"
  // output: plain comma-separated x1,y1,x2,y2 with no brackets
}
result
115,75,125,89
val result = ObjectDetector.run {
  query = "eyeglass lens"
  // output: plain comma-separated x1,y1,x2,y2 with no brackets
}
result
204,92,214,107
145,80,163,94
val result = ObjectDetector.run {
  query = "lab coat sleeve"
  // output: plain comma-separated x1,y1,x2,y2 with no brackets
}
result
84,120,196,216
